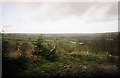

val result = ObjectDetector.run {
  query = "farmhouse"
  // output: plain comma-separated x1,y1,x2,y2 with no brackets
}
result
69,40,85,45
69,40,76,44
79,42,85,45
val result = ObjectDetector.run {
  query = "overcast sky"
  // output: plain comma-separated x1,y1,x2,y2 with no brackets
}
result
2,2,118,33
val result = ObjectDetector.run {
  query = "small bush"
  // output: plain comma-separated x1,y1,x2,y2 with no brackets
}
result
34,37,59,62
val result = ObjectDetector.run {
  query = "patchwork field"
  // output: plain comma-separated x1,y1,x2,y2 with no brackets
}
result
2,33,120,78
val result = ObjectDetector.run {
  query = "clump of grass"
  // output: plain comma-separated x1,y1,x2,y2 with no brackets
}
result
18,60,62,77
69,53,101,63
105,54,119,63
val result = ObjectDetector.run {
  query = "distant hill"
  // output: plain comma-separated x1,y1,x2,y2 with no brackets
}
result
2,32,119,40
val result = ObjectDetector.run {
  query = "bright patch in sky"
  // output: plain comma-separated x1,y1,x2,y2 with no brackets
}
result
2,2,118,33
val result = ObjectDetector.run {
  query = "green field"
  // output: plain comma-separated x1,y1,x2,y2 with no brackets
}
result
2,33,119,78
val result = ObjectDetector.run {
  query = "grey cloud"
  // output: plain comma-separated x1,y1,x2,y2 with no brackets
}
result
29,2,117,22
4,2,117,22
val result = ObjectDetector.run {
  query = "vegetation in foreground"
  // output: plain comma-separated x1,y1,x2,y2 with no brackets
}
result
2,33,119,78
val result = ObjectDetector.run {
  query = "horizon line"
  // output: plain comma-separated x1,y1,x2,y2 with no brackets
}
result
1,31,119,34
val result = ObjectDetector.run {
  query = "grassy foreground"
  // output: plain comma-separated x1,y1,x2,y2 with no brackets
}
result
3,51,119,78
